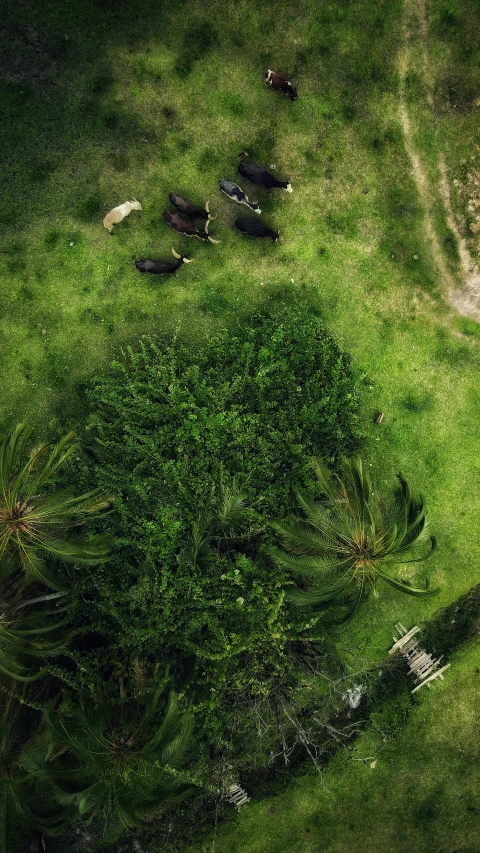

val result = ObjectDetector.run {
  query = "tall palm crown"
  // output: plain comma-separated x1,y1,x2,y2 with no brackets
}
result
0,423,113,589
42,673,193,840
270,458,438,619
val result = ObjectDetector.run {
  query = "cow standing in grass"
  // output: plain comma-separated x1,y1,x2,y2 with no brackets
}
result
234,217,279,241
103,199,142,233
163,210,220,242
265,69,298,101
219,180,261,213
238,156,293,192
168,194,214,221
135,248,193,274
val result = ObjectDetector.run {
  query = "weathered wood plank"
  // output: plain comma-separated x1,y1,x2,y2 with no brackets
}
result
411,664,451,693
389,625,421,653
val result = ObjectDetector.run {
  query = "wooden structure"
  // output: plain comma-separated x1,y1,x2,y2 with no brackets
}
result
226,783,251,810
389,622,450,693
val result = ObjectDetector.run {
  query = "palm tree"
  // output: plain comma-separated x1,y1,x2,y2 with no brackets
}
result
270,457,438,621
0,697,65,850
0,423,113,589
41,671,193,841
0,577,71,681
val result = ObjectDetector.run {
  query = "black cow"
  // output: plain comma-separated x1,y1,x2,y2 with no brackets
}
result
234,217,279,241
238,155,293,192
163,210,220,242
265,69,298,101
135,248,193,274
168,194,213,221
219,179,261,213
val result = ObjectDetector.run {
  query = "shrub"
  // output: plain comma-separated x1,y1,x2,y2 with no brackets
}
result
79,306,363,709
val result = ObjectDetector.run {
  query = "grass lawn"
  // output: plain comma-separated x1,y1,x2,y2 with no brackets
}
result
183,638,480,853
1,0,478,654
1,0,479,847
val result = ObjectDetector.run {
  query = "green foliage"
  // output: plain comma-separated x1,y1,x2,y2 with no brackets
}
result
0,698,64,849
79,306,362,703
39,673,193,842
0,580,71,682
270,457,439,622
0,424,113,589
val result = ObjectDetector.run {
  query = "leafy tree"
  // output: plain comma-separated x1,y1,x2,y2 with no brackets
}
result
79,306,363,694
270,457,439,620
40,672,193,841
0,579,71,681
0,423,113,589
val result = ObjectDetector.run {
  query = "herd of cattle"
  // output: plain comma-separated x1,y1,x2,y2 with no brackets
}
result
102,70,297,275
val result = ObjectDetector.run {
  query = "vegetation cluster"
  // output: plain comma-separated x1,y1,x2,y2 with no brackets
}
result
1,0,479,849
77,306,361,699
0,304,446,851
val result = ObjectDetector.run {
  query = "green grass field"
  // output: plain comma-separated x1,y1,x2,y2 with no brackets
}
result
1,0,479,848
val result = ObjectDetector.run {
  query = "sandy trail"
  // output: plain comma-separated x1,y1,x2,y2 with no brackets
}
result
399,0,480,320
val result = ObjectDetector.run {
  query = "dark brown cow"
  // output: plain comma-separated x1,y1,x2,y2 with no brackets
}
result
265,69,298,101
168,194,214,221
234,217,279,241
163,210,220,242
135,248,194,274
238,155,293,192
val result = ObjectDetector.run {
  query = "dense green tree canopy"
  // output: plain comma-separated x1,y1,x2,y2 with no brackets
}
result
79,306,363,699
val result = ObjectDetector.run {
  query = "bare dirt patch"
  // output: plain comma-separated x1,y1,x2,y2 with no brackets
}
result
399,0,480,320
439,158,480,320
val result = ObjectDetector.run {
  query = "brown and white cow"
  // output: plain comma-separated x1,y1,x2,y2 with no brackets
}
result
265,69,298,101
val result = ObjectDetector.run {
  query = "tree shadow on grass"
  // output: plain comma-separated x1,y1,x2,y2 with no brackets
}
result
0,0,194,233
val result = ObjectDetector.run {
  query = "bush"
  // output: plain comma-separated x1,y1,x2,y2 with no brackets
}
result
78,306,363,711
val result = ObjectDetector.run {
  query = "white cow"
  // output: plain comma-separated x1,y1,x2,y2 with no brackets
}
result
103,199,142,233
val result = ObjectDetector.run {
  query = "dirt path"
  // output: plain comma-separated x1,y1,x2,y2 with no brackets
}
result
399,0,480,320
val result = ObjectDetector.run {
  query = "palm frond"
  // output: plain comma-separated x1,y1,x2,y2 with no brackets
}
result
375,564,439,597
274,457,439,621
268,547,350,579
216,468,248,529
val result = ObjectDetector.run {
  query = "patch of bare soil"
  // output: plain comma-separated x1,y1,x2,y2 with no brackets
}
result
399,0,480,320
439,159,480,320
